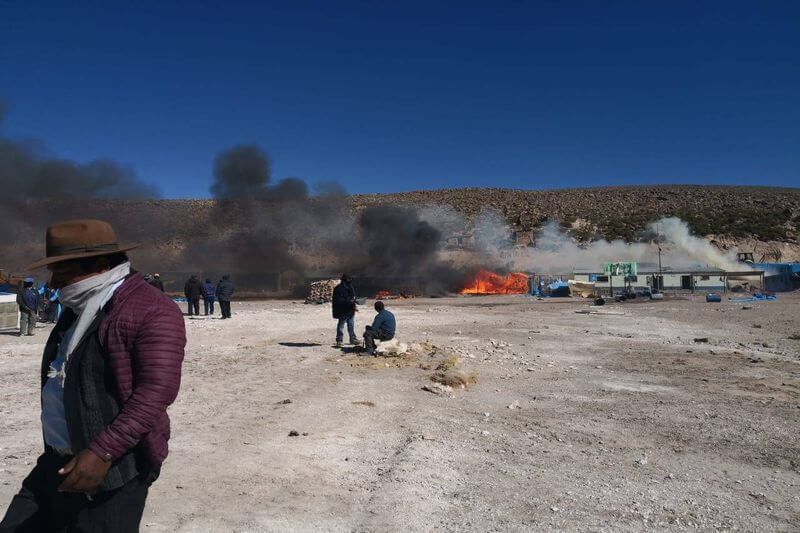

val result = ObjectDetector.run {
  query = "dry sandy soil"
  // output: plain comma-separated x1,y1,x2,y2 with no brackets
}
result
1,293,799,532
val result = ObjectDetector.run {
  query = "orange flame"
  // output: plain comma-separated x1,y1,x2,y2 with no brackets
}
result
460,269,529,295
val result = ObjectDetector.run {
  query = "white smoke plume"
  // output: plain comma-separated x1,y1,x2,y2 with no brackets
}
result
423,207,741,274
510,216,740,273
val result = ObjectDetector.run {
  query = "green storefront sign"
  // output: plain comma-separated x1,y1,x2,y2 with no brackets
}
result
603,262,638,277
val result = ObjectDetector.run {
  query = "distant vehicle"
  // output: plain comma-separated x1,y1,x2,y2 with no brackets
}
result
637,287,665,299
614,289,637,301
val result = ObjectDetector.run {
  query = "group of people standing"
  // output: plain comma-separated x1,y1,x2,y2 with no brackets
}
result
182,274,235,319
141,272,236,319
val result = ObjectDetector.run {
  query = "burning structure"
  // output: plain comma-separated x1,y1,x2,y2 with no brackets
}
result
459,269,529,295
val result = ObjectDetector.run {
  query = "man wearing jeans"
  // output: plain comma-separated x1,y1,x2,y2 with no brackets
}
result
331,273,359,347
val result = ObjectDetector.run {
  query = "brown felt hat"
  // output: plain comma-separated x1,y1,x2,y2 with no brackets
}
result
28,219,139,270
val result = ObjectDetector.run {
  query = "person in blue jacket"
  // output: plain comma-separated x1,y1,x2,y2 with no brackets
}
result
363,300,396,356
202,278,216,316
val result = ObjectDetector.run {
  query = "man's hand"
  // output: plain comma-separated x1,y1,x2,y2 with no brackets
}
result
57,449,111,493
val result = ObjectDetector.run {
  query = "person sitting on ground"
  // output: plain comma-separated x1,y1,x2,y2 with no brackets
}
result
364,300,396,356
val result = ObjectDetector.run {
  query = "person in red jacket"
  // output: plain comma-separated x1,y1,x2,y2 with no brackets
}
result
0,219,186,532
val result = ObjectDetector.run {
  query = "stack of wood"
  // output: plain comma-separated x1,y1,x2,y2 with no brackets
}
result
305,279,339,304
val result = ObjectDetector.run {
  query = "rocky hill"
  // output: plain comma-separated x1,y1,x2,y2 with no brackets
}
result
4,185,799,276
352,185,800,244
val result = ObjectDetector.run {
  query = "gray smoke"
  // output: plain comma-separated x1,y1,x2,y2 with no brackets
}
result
356,206,441,275
210,144,309,201
0,110,159,199
0,102,162,271
206,146,472,293
202,145,355,289
487,215,741,273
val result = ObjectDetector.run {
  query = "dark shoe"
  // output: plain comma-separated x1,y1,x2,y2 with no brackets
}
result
335,341,343,348
350,338,361,345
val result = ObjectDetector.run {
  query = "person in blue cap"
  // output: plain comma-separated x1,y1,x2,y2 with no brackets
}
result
16,277,39,336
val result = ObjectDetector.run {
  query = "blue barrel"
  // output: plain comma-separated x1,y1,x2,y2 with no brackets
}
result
705,293,721,303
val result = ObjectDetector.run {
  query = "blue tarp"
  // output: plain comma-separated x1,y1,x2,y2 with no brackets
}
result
548,280,570,297
731,293,777,302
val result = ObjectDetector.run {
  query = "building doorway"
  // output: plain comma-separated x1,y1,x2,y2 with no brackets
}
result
681,275,692,290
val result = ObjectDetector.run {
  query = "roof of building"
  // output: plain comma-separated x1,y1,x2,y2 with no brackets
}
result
573,267,764,276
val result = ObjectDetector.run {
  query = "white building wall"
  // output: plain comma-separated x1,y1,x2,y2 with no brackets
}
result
573,273,726,290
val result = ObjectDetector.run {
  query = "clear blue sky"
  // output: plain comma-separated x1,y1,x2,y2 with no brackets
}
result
1,1,798,198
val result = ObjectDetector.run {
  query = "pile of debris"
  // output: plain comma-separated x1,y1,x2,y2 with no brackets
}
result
305,279,339,304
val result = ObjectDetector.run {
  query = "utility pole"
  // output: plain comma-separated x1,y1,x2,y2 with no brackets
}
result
656,223,663,291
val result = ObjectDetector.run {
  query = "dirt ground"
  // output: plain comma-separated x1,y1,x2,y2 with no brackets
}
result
1,293,799,532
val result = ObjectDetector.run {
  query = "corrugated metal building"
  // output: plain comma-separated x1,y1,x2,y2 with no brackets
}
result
744,262,800,292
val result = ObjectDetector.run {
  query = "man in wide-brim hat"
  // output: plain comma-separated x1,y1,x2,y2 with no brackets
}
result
1,219,186,532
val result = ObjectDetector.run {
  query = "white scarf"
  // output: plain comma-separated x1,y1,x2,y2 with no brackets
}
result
52,262,131,382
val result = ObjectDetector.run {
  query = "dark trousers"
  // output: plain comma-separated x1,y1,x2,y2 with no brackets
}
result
203,297,215,315
187,298,200,316
364,326,393,355
219,300,231,318
0,450,149,533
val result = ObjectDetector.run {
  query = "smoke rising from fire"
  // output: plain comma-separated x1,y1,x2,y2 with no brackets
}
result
206,146,464,292
0,104,744,290
507,216,740,273
356,206,442,276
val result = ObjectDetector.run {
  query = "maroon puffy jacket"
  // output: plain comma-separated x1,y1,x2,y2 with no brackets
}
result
85,274,186,465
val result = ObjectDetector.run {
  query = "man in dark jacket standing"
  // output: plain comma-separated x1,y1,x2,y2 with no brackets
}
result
0,219,186,532
202,278,216,316
148,273,164,292
216,275,235,319
16,277,39,336
332,273,359,348
183,274,202,316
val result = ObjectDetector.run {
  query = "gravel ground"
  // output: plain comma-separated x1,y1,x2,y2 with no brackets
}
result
1,293,799,532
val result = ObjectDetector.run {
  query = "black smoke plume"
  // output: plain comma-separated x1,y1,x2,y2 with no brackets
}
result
350,205,468,294
199,144,352,291
0,109,159,200
357,206,441,275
